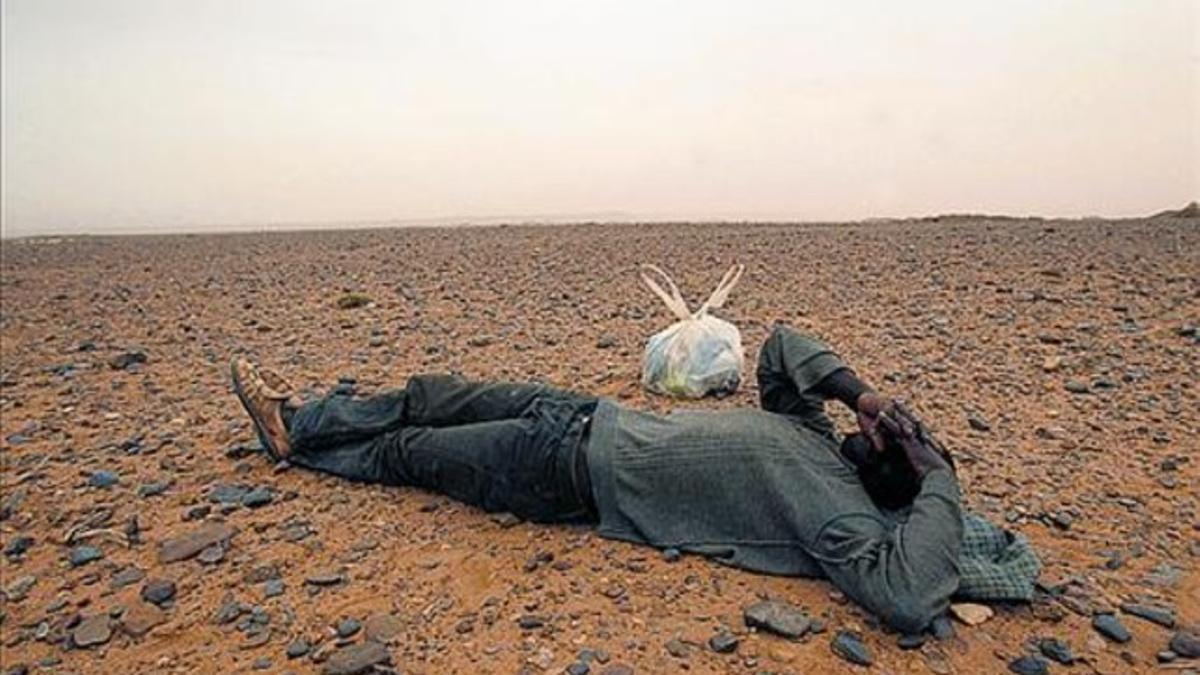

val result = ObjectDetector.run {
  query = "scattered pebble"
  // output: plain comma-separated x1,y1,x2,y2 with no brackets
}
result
830,630,872,666
1092,614,1132,643
743,600,812,639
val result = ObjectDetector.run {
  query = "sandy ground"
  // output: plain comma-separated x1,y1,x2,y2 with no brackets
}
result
0,218,1197,674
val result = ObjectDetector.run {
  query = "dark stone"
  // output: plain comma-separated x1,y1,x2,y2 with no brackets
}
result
68,545,103,567
137,481,169,498
596,335,618,349
830,630,872,666
517,614,546,630
1008,655,1049,675
336,618,362,638
263,579,285,598
967,414,990,431
241,487,273,508
4,535,33,559
1169,631,1200,658
930,615,956,641
1037,637,1074,664
1120,603,1175,628
108,350,147,370
1092,614,1132,643
208,484,250,504
88,471,119,488
662,548,682,563
743,600,811,639
182,505,211,521
213,598,246,625
1157,650,1178,663
321,641,391,675
286,638,311,659
252,657,271,670
708,632,739,653
897,633,927,650
1050,510,1073,530
141,579,176,606
566,662,590,675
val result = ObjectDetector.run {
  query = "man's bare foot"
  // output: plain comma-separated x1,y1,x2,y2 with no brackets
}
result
230,357,294,460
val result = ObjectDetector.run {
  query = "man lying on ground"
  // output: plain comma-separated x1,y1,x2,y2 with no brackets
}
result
231,324,1039,633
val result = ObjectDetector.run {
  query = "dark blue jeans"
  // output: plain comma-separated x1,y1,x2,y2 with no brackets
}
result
285,375,599,523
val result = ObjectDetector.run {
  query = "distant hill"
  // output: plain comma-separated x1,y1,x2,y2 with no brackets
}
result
1151,201,1199,218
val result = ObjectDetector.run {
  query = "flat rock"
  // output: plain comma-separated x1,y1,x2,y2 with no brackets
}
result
305,570,345,586
708,632,738,654
121,601,166,637
1008,655,1049,675
208,484,250,504
1092,614,1132,643
364,613,403,643
1169,631,1200,658
830,630,872,666
1120,602,1175,628
68,545,103,567
321,641,391,675
743,600,812,639
336,617,362,638
241,487,273,508
72,615,112,648
4,575,37,601
158,522,236,563
141,578,177,606
286,638,311,659
950,602,994,626
930,615,956,640
1037,637,1074,664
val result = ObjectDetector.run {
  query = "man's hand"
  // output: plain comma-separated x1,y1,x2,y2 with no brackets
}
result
855,392,894,453
877,401,953,479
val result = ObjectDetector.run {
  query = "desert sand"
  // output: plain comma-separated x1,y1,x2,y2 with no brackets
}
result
1,217,1197,674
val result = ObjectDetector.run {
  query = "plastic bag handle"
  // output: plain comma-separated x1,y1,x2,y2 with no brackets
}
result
639,264,692,321
697,263,744,315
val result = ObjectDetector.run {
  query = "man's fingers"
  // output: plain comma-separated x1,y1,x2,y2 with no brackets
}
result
893,400,920,423
867,429,886,453
877,412,903,435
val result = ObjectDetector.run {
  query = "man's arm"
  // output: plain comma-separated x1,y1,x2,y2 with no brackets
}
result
756,325,862,415
812,470,963,633
757,324,890,448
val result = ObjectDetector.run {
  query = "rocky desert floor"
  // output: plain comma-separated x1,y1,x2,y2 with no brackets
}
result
1,218,1197,674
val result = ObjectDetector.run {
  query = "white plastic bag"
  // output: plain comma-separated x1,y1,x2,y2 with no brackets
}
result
640,263,745,398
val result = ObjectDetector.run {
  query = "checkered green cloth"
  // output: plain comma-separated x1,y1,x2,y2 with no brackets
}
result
956,512,1042,602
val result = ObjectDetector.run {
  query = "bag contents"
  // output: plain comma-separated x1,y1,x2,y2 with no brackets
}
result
640,263,745,398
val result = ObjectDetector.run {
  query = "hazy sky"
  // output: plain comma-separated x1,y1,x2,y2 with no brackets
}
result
2,1,1197,236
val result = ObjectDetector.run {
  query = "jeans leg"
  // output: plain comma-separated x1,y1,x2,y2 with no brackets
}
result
404,374,595,426
288,389,408,454
287,398,593,523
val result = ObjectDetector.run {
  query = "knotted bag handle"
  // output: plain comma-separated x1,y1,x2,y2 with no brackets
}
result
639,264,692,321
696,263,744,316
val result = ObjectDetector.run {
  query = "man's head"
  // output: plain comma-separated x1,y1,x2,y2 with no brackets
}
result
841,433,921,510
841,426,956,511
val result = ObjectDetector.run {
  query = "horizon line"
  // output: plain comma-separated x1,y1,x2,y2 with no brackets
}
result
5,205,1196,241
